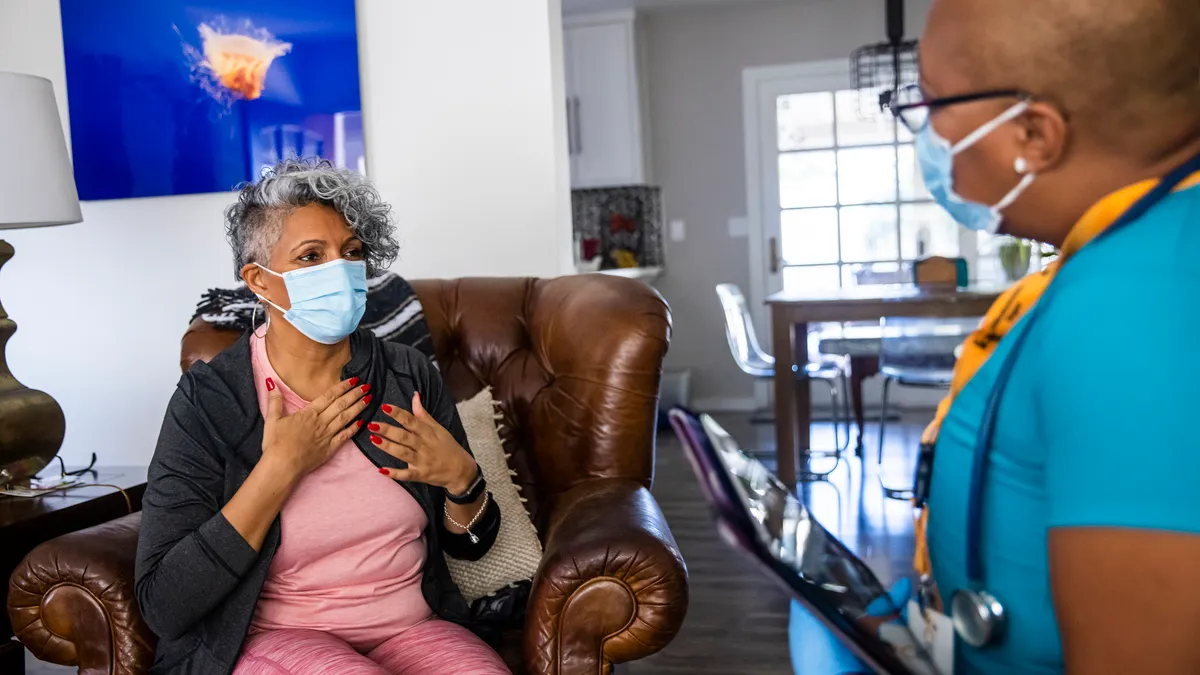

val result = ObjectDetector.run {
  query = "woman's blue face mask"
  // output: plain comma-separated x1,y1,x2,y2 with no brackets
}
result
255,258,367,344
915,100,1036,235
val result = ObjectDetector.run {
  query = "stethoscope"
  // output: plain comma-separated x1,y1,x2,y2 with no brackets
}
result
951,149,1200,649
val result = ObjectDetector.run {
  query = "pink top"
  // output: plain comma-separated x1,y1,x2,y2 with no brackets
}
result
248,334,433,652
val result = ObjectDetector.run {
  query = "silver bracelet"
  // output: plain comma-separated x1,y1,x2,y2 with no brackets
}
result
444,491,489,544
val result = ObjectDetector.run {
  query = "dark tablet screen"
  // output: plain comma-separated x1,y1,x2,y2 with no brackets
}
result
669,408,939,675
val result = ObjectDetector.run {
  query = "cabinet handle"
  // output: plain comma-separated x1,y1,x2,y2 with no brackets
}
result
565,98,575,155
571,97,583,155
769,237,780,274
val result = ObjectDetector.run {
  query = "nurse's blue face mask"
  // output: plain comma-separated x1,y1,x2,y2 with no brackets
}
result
254,258,368,345
889,85,1037,235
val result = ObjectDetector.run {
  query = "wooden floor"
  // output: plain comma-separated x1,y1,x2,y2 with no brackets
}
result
26,415,925,675
625,414,921,675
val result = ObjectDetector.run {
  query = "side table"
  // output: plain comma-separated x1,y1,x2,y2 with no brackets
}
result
1,467,147,675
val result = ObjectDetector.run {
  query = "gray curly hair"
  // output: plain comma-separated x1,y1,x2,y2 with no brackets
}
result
224,159,400,280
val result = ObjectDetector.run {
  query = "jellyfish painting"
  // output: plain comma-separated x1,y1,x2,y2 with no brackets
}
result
59,0,363,200
181,17,292,106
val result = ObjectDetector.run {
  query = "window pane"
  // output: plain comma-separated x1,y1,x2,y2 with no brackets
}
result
835,90,895,147
838,147,897,205
900,203,959,259
783,264,841,294
843,261,906,288
778,92,835,151
779,151,838,208
898,144,930,201
840,205,899,262
781,208,839,265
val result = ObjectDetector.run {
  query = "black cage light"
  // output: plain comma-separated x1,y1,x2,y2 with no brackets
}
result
850,0,919,120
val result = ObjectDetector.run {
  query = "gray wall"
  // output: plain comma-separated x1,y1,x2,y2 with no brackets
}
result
643,0,932,407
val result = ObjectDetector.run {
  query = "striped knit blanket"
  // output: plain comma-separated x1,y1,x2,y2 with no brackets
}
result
191,272,437,367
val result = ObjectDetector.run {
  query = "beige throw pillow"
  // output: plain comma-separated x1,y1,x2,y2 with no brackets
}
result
447,387,543,603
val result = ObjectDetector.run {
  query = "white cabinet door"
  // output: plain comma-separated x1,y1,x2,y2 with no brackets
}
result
564,17,646,188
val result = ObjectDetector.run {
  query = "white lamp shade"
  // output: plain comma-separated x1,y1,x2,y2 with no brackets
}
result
0,72,82,229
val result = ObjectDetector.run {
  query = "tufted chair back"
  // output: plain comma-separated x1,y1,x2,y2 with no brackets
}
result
180,274,672,526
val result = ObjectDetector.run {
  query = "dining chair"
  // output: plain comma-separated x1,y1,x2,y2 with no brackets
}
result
876,316,977,499
715,283,851,479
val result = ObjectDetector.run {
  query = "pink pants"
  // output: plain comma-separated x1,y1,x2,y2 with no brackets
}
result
233,620,510,675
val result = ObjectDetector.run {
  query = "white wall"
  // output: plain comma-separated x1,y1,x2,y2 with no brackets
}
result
565,0,790,16
643,0,934,410
0,0,571,466
358,0,574,280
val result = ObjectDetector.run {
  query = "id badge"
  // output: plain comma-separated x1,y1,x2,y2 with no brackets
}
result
907,600,955,675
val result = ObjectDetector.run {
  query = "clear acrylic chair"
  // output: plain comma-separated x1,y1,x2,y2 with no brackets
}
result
715,283,852,479
876,316,978,499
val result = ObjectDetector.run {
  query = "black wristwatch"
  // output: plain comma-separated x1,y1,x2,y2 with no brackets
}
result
446,465,487,504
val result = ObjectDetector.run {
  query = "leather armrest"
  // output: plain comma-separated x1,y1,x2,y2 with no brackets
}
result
8,513,154,675
524,479,688,674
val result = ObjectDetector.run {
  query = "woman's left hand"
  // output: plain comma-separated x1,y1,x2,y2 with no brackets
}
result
370,392,478,494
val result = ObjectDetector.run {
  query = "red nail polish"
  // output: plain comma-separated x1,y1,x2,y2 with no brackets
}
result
266,378,275,392
368,423,381,432
363,395,373,405
348,377,359,387
381,404,393,414
361,384,371,393
370,434,383,445
378,468,389,475
356,420,364,428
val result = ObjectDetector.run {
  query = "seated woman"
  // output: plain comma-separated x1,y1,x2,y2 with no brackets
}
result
135,159,508,675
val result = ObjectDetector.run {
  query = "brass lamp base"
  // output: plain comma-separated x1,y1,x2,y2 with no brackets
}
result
0,240,65,484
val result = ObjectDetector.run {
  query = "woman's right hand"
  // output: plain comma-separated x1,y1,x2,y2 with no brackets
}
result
261,377,371,480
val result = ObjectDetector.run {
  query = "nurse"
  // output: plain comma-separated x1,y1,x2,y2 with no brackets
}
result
902,0,1200,673
790,0,1200,672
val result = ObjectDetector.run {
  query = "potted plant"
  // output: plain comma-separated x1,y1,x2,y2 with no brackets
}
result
998,237,1032,282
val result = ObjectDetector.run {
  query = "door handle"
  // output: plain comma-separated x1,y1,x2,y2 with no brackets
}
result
768,237,780,274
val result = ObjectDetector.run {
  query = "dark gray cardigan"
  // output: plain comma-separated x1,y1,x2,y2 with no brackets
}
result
134,330,500,675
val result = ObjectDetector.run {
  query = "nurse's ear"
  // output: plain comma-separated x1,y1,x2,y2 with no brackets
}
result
1016,100,1070,176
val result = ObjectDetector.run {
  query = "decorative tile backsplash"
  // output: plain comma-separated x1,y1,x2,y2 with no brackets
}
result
571,186,664,269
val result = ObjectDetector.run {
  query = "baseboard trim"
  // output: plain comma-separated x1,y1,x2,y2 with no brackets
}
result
690,397,758,412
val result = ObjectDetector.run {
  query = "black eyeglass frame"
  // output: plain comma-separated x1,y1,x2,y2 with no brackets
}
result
882,85,1032,133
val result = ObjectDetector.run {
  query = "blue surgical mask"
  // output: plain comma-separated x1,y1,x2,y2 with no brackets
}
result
255,258,367,345
916,101,1036,234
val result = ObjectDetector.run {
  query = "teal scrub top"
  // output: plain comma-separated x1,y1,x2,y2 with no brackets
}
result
927,182,1200,675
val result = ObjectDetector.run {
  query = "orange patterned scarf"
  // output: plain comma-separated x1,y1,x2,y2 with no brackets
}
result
912,171,1200,578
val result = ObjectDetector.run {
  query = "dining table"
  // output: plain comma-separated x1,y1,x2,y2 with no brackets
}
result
767,283,1006,488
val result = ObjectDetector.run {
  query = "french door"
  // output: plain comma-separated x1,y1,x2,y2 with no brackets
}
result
743,60,973,345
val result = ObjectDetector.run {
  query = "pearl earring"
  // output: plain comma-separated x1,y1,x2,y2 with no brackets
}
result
1014,157,1029,175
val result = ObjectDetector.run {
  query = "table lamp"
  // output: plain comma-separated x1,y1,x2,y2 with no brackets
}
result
0,72,83,484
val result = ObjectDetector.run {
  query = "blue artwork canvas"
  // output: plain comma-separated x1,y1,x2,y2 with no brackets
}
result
59,0,364,201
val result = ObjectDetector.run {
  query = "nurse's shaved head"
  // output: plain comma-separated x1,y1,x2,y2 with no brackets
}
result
918,0,1200,246
924,0,1200,150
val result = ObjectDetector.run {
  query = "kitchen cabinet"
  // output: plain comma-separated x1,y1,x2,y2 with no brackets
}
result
564,12,648,188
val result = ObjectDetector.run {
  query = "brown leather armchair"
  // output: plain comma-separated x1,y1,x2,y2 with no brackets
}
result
8,275,688,675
